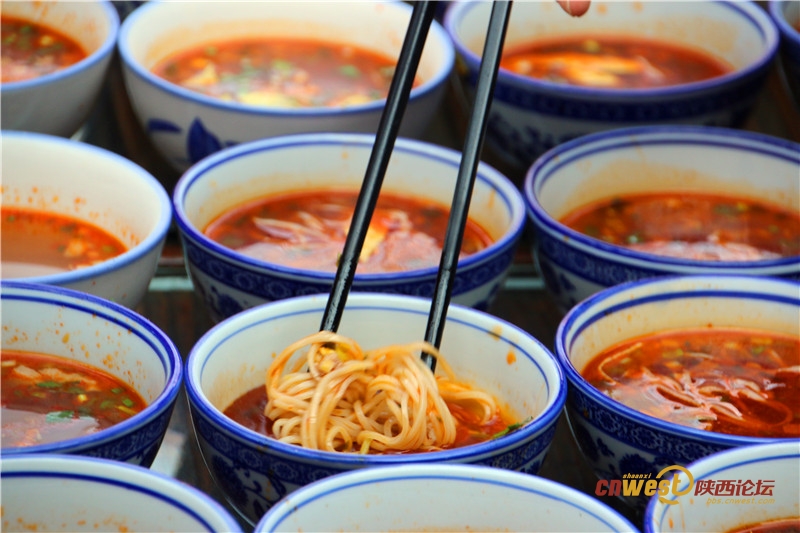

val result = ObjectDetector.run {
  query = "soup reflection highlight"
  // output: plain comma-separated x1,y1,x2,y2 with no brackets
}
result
152,37,419,108
204,190,493,273
560,192,800,261
1,350,147,448
1,207,128,278
582,328,800,438
500,35,732,89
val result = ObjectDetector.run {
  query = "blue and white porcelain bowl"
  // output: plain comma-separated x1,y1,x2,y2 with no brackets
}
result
1,281,182,467
524,126,800,313
185,292,566,525
645,441,800,533
0,1,119,138
173,133,526,322
1,454,243,532
255,463,638,532
1,131,172,309
117,1,454,172
555,275,800,513
770,0,800,109
444,1,779,170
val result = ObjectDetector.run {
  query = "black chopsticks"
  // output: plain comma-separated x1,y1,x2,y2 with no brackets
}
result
319,1,437,334
422,1,512,371
320,0,513,373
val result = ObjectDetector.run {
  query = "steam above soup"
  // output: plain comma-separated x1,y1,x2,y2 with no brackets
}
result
1,16,87,83
203,189,494,273
582,328,800,438
152,37,418,108
500,35,732,89
559,192,800,261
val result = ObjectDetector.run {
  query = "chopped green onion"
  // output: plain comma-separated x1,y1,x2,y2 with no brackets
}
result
121,397,134,408
339,64,360,78
36,380,61,389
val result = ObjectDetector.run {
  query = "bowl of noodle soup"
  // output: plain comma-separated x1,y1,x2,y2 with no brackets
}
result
185,292,566,525
555,274,800,513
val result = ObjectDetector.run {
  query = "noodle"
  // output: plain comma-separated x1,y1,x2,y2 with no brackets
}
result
264,331,499,453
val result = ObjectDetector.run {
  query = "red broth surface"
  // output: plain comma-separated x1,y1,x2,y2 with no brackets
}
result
725,518,800,533
1,16,87,83
224,385,516,453
581,328,800,438
1,350,147,448
203,190,494,273
559,192,800,261
500,35,731,89
152,37,419,108
1,207,128,278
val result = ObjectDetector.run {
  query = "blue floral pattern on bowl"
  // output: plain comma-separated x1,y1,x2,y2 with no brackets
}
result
146,117,238,167
191,403,558,525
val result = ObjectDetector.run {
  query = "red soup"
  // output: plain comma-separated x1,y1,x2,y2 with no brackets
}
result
223,385,517,453
559,192,800,261
1,16,87,83
725,518,800,533
152,37,419,108
1,350,148,448
501,35,732,89
203,189,494,273
1,207,128,278
581,328,800,438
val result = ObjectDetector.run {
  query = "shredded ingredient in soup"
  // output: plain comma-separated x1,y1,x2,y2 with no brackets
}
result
203,189,493,273
1,350,147,448
1,207,128,278
222,331,521,454
500,35,731,88
559,192,800,261
582,328,800,438
152,37,419,107
1,16,87,83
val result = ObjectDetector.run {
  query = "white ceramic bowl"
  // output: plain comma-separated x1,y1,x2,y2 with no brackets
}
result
445,1,779,170
645,441,800,533
1,454,243,532
173,133,526,322
185,292,566,525
524,126,800,313
1,281,182,466
118,1,454,172
556,275,800,513
770,0,800,108
1,131,172,309
0,1,119,138
255,464,639,533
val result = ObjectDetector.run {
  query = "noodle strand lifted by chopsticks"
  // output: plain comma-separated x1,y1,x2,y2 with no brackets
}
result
265,331,498,453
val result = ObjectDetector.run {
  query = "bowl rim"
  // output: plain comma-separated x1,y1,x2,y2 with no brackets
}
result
769,0,800,46
1,130,174,286
0,453,245,532
116,0,455,118
444,0,780,99
172,132,527,282
255,463,639,533
643,440,800,533
0,280,183,456
523,124,800,270
0,0,120,92
554,273,800,447
184,291,567,465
